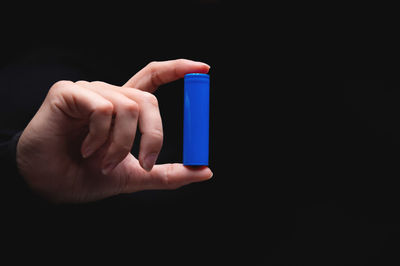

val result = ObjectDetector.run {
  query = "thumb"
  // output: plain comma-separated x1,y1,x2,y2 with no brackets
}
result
121,162,213,193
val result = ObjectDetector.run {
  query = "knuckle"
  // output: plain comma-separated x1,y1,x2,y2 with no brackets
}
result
160,164,182,190
176,58,187,64
53,80,74,88
160,164,173,189
50,80,73,93
141,91,158,107
146,129,164,143
123,100,140,114
146,61,159,71
97,101,114,115
146,61,164,88
91,81,107,86
113,140,132,154
47,81,75,102
74,80,90,87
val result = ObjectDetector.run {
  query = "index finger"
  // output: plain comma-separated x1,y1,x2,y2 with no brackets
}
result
123,59,210,92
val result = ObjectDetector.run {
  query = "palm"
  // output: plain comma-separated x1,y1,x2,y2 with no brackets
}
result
33,114,143,202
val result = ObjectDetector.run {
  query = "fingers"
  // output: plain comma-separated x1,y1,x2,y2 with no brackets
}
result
49,81,114,158
76,81,164,173
132,91,163,171
123,59,210,92
49,81,113,119
94,85,164,171
100,97,139,174
80,105,113,158
75,81,140,174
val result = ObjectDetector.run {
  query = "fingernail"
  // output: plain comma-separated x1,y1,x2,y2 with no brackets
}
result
102,161,117,175
203,63,211,68
143,153,158,172
200,62,211,69
82,146,93,158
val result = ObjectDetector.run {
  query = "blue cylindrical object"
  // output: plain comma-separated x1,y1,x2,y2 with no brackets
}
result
183,73,209,165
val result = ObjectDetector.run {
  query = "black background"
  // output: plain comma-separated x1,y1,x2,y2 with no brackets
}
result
2,2,400,265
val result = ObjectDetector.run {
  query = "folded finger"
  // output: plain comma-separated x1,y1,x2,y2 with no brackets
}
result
75,81,139,174
77,81,165,172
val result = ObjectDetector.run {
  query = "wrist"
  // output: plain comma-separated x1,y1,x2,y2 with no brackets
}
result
16,129,54,204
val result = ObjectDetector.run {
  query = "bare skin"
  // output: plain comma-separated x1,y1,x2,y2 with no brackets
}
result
16,59,213,203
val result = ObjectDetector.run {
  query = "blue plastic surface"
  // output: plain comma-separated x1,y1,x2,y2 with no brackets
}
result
183,73,209,165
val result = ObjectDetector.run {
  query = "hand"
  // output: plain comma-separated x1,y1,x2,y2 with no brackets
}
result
16,59,213,203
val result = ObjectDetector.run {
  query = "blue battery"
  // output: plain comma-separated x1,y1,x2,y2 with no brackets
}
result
183,73,209,165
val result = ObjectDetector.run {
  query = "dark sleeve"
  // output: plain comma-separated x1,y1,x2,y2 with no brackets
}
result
1,130,24,189
0,130,47,207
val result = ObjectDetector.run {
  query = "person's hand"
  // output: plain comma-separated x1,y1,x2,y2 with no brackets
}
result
16,59,213,203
